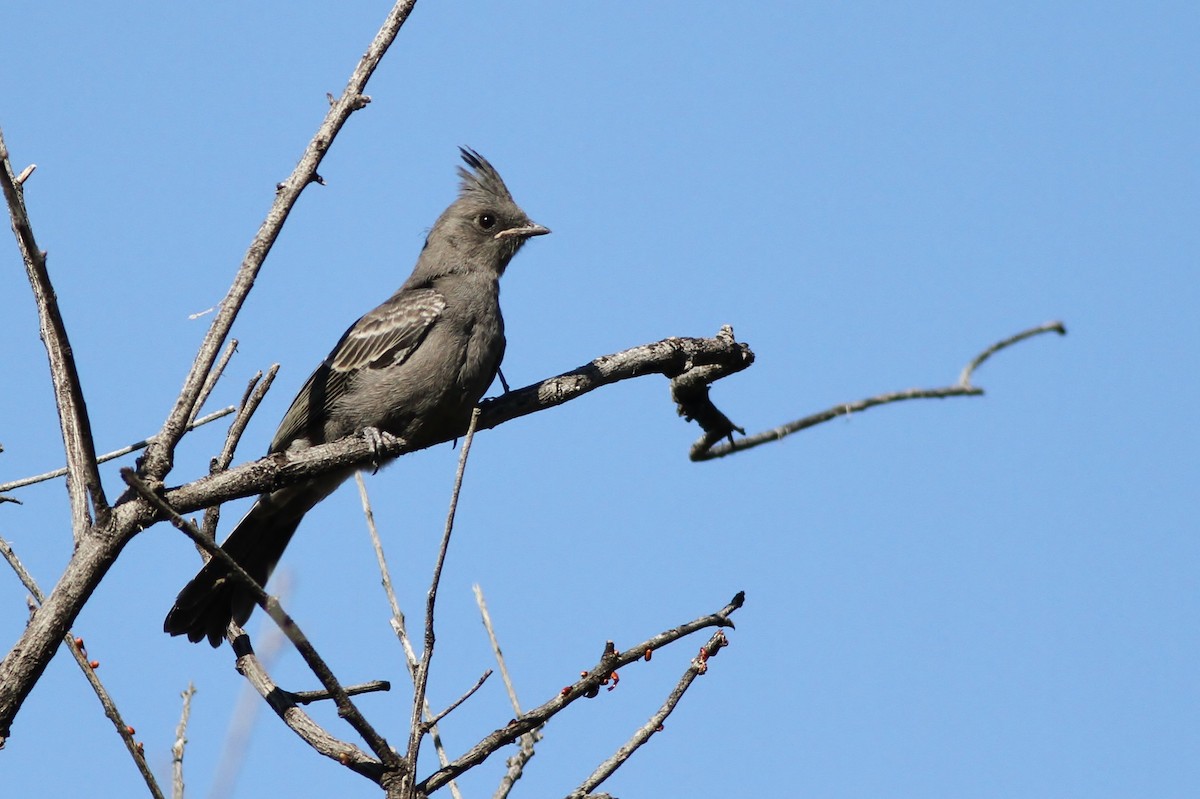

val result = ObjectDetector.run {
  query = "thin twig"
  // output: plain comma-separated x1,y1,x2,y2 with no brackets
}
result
476,332,754,437
475,584,542,799
120,470,401,773
404,407,483,793
203,366,278,540
0,0,422,746
420,592,745,794
287,680,392,706
357,473,464,799
0,406,237,494
569,629,732,797
154,332,755,521
138,0,420,483
0,535,165,797
171,683,195,799
426,670,492,729
474,585,525,718
959,320,1066,386
357,472,408,635
694,321,1068,461
227,629,382,781
0,126,107,528
191,339,238,426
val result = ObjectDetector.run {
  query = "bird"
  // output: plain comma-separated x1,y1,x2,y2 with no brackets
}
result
164,148,549,646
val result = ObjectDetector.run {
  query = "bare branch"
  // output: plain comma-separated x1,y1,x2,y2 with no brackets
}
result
474,586,529,719
0,536,165,797
0,0,422,745
229,632,383,781
693,321,1068,461
477,329,754,438
358,474,464,799
0,126,107,529
171,683,196,799
150,331,756,521
475,584,542,799
570,629,732,797
420,592,745,794
0,406,236,494
139,0,420,483
425,670,492,730
203,366,278,539
358,472,408,637
120,470,401,774
190,339,238,426
404,408,483,792
959,320,1066,386
286,680,392,706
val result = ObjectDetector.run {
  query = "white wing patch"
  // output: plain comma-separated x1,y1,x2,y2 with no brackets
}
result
329,289,447,373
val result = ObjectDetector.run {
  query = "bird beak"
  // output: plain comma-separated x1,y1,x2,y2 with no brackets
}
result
494,222,551,241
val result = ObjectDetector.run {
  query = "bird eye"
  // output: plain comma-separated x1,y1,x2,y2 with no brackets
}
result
478,213,496,230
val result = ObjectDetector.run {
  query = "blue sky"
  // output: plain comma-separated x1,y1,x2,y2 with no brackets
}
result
1,2,1196,797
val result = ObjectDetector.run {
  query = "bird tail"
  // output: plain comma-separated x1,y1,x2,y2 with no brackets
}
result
163,479,340,647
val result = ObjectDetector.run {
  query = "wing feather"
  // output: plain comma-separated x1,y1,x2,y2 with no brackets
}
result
269,289,446,451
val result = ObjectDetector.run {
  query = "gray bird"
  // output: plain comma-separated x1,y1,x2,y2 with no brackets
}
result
164,148,549,646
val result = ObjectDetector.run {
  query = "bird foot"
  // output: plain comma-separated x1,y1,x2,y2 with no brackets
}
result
362,427,399,473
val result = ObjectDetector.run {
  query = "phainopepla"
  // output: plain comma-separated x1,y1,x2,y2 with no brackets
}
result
164,148,549,646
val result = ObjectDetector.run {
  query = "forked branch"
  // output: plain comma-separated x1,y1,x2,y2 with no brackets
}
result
0,127,107,530
691,321,1067,460
419,592,745,794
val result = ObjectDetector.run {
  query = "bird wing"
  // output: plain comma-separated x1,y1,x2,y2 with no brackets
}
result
328,288,447,372
269,288,447,452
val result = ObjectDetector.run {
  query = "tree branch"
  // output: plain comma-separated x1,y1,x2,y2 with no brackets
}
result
0,126,107,530
138,0,420,483
692,321,1067,461
569,628,732,797
402,409,483,794
477,326,754,435
0,537,164,797
120,470,401,774
357,474,464,799
170,683,195,799
0,406,236,495
419,592,745,794
0,1,420,742
142,331,755,523
229,632,383,781
475,583,542,799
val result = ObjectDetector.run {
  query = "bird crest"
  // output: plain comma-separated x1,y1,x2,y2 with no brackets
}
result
457,147,515,204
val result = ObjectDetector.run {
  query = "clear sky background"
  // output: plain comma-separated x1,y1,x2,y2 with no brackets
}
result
1,2,1196,797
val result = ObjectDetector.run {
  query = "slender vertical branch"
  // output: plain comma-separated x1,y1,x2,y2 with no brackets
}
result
358,474,465,799
0,1,421,744
474,584,541,799
0,126,108,530
171,683,196,799
190,339,238,426
404,408,483,790
0,537,164,798
120,470,400,770
139,0,420,482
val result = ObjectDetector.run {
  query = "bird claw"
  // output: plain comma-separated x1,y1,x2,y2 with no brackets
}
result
362,427,398,473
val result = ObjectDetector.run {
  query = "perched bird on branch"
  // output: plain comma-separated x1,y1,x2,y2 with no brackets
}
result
165,148,549,646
